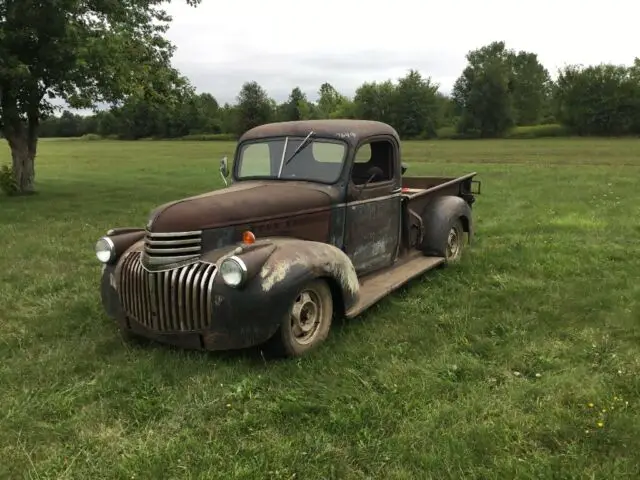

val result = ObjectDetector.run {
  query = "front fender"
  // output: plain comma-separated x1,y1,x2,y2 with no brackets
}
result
225,238,360,315
100,263,123,320
99,228,146,265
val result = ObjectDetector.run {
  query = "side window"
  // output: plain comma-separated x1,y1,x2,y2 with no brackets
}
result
351,140,394,185
354,144,371,163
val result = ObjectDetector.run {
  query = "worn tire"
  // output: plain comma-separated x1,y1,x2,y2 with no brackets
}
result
267,279,334,358
422,215,466,265
420,196,471,265
442,218,465,264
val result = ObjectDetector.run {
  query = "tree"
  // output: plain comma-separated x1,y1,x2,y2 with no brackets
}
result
452,41,516,137
0,0,201,194
392,69,440,138
452,41,550,137
234,81,274,135
434,93,458,128
511,51,552,125
554,61,640,136
282,87,311,122
317,83,349,119
353,80,396,125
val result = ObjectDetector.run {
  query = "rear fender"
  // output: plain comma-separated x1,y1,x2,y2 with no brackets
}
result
420,195,474,254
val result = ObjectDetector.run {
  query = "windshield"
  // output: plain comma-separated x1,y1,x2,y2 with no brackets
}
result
235,137,347,184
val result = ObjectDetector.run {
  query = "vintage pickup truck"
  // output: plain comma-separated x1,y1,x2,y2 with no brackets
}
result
96,119,480,357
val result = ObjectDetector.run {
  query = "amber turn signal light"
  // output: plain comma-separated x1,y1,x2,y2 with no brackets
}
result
242,230,256,245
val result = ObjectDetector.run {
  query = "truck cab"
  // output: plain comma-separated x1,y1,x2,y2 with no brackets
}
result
95,119,480,357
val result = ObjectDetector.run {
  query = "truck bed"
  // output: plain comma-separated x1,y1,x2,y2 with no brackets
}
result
401,172,478,200
346,172,479,318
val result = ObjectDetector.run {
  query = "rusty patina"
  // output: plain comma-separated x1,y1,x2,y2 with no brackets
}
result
96,119,481,357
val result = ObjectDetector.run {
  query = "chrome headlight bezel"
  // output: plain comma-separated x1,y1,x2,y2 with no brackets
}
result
219,255,248,288
95,236,116,264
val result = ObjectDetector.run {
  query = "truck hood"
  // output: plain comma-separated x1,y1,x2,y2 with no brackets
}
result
147,181,333,233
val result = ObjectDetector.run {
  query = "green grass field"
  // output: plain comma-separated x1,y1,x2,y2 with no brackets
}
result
1,137,639,479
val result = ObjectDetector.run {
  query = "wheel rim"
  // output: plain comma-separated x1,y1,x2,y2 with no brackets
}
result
446,227,461,260
290,289,323,345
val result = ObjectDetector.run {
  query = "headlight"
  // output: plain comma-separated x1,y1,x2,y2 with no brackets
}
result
220,256,247,287
95,236,116,263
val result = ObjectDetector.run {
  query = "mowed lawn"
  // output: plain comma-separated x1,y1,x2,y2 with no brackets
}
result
1,137,640,479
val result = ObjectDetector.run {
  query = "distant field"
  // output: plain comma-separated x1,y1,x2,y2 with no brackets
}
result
1,138,639,479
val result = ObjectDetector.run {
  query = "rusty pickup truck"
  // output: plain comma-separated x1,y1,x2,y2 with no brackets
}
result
95,119,480,357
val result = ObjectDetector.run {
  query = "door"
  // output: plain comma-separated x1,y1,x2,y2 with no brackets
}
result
343,138,402,275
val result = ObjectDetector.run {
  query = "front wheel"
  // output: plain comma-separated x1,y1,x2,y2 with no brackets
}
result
267,279,334,357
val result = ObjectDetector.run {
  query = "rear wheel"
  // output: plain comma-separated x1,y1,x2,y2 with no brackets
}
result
421,215,466,265
268,279,334,357
445,218,465,263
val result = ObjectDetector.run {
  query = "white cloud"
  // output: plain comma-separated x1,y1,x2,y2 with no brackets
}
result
163,0,638,103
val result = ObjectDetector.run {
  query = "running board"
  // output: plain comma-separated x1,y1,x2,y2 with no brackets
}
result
345,253,445,318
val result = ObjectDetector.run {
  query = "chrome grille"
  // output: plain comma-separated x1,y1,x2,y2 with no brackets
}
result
142,230,202,268
119,251,217,332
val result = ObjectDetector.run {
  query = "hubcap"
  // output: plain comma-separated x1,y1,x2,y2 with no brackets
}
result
446,227,460,260
291,290,322,344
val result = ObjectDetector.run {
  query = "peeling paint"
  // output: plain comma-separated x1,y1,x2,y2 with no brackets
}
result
352,235,395,272
260,262,291,292
258,240,359,296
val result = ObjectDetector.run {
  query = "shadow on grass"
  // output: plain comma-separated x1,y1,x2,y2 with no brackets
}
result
332,263,449,329
104,327,274,365
86,261,455,366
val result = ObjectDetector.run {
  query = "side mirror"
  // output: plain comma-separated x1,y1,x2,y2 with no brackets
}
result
401,163,408,175
219,156,229,186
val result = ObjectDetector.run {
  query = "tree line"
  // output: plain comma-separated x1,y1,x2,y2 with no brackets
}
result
1,0,638,195
38,42,640,141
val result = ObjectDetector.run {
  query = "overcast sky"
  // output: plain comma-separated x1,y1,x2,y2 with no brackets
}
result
162,0,638,104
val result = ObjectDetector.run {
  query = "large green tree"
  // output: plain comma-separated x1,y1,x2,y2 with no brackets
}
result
281,87,314,122
317,82,350,119
511,51,552,125
234,81,274,135
392,69,440,138
452,41,550,137
353,80,396,125
452,41,516,137
554,60,640,135
0,0,200,194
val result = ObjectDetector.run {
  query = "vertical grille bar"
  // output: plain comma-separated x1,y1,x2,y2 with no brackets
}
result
191,265,204,330
200,264,214,330
118,251,216,332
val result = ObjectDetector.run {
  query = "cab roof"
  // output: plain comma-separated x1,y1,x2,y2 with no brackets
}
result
238,119,400,146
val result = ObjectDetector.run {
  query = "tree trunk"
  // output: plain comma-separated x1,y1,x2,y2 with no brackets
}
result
9,134,37,194
1,87,40,194
3,116,39,195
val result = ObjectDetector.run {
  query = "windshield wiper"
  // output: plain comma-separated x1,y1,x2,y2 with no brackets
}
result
283,130,315,166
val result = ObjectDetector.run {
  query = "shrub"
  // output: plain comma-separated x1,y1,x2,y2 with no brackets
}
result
80,133,102,141
507,124,569,138
0,164,19,196
178,133,237,142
